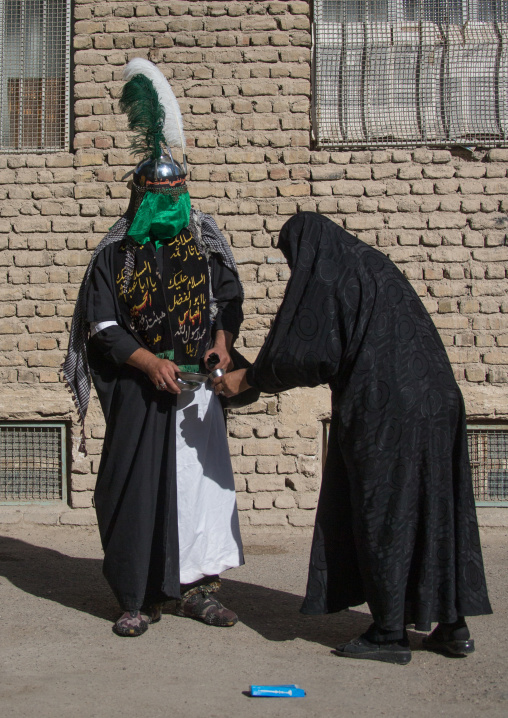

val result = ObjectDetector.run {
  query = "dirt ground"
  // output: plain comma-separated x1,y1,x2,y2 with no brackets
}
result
0,525,506,718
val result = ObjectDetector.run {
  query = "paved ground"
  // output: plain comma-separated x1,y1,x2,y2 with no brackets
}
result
0,525,506,718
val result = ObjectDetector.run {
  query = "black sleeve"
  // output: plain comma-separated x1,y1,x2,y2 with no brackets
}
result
245,365,258,389
85,250,142,367
210,255,244,340
88,326,141,368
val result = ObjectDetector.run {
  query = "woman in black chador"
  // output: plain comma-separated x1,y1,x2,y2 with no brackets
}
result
214,212,492,665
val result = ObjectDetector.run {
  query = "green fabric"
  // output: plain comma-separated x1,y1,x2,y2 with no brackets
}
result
156,349,175,361
128,191,191,249
155,349,198,373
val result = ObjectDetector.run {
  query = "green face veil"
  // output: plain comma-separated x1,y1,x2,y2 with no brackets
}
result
127,190,191,248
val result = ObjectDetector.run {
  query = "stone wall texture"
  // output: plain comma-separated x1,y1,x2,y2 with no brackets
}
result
0,0,507,526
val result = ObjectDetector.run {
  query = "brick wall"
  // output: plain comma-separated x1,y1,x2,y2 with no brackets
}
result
0,0,507,527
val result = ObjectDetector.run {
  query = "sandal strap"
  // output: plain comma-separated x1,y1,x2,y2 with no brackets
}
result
180,579,221,600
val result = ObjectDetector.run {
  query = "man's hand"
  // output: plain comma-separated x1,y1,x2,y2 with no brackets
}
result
126,348,181,394
212,368,250,397
204,329,234,372
145,357,182,393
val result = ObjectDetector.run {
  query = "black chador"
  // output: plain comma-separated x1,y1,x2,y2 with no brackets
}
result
247,212,492,635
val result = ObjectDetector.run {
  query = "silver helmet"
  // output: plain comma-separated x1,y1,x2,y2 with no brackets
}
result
133,146,188,198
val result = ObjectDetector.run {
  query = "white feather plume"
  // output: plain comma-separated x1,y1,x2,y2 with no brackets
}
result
123,58,186,152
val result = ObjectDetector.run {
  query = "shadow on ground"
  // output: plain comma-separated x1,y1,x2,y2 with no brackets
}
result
0,535,425,651
218,578,374,649
0,535,116,621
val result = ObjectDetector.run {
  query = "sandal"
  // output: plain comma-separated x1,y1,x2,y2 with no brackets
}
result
334,634,412,665
175,581,238,627
423,619,475,656
334,624,412,665
112,603,163,637
113,610,150,637
140,603,163,624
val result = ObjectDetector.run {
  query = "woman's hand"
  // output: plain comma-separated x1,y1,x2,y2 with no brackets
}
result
126,348,181,394
212,368,250,397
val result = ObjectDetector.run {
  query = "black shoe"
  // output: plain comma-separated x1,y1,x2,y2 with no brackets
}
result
334,634,412,665
423,621,475,657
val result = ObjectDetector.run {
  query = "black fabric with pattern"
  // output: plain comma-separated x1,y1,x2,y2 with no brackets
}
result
115,228,210,364
248,212,492,633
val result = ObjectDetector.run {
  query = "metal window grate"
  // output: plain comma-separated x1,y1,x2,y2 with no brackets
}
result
0,0,71,152
313,0,508,148
0,423,67,503
468,425,508,506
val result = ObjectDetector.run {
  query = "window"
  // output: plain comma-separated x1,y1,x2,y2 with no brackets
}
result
468,425,508,506
0,423,68,503
313,0,508,147
0,0,71,152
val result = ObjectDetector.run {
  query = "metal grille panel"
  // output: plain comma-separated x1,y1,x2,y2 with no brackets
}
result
0,0,71,152
468,426,508,505
0,423,66,502
314,0,508,147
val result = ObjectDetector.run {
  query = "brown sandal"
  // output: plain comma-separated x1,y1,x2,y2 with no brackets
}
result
113,610,149,637
175,581,238,627
112,603,163,637
141,603,163,624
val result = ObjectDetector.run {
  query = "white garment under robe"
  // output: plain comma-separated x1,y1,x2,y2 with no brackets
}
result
175,382,244,584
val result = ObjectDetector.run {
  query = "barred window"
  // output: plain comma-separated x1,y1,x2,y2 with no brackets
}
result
0,422,68,503
0,0,71,152
313,0,508,148
468,425,508,505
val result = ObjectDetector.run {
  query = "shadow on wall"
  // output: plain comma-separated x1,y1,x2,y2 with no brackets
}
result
0,535,427,650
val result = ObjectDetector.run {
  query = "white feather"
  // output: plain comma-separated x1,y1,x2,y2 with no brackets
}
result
123,58,186,151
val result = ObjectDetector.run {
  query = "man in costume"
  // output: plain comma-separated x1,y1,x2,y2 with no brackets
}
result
64,59,244,637
214,212,492,664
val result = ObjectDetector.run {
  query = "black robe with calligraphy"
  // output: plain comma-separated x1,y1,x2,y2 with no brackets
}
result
86,234,242,611
247,212,491,633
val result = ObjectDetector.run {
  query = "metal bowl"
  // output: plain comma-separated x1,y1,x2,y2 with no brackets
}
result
176,371,208,392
